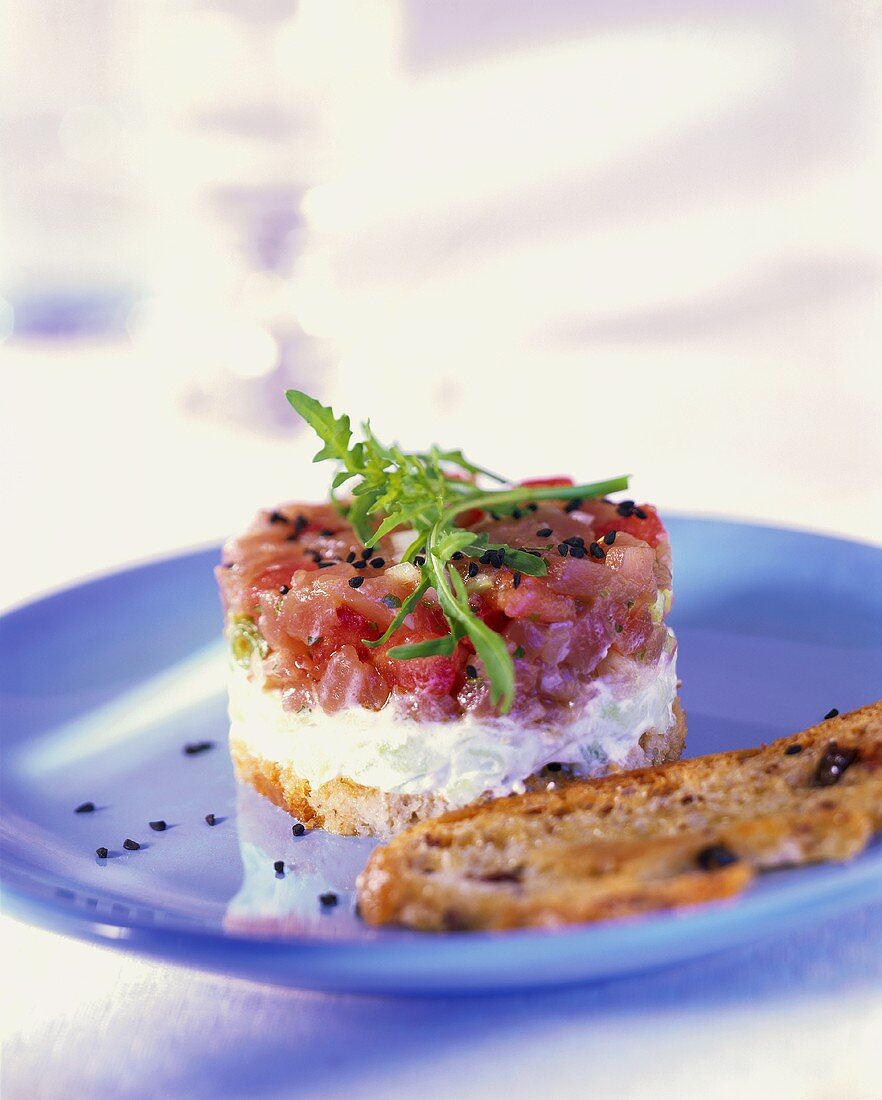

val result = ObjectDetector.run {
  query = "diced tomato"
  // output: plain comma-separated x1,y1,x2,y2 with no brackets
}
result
517,476,574,489
594,504,666,549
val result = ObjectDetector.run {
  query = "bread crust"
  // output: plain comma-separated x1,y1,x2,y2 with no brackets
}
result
356,700,882,930
230,697,687,839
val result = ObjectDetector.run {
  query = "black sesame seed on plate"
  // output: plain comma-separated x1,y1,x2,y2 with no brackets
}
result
546,762,562,772
784,744,803,756
537,527,553,538
96,847,109,859
274,860,285,873
564,498,583,513
183,741,214,755
467,562,479,577
123,838,140,851
589,542,605,560
603,530,617,545
205,813,216,826
348,576,364,589
319,891,338,907
74,801,96,814
149,820,167,832
371,558,385,568
292,822,306,837
824,708,840,720
696,843,738,870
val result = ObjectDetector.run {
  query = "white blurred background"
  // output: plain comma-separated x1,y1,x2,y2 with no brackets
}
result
1,0,881,610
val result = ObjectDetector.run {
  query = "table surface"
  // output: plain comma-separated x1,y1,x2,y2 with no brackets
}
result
2,331,881,1099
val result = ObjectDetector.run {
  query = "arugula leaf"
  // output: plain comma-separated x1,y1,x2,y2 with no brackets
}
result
285,389,628,714
388,635,457,659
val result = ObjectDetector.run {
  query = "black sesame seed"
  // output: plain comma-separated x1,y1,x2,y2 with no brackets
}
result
467,562,479,577
292,822,306,837
466,665,478,679
614,623,624,633
319,528,335,537
274,860,285,874
309,549,323,562
527,502,538,512
537,527,553,538
824,708,840,720
371,558,385,568
697,844,738,870
268,511,289,524
512,572,522,589
569,545,586,559
348,576,364,589
278,585,290,595
353,560,367,569
784,744,803,755
75,801,96,814
149,820,167,832
96,847,108,859
564,498,583,513
381,594,402,609
546,762,562,772
512,508,523,519
345,551,356,563
414,556,426,567
183,741,214,755
489,511,501,521
491,549,505,568
563,536,584,547
633,507,648,520
589,542,605,560
360,547,373,560
452,551,464,561
603,530,616,545
318,561,335,568
557,543,569,557
513,645,525,659
319,891,338,907
616,500,635,517
294,515,308,535
123,838,140,851
205,813,216,826
480,551,493,565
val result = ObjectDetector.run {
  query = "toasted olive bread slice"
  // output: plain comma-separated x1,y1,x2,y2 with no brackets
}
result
357,701,882,931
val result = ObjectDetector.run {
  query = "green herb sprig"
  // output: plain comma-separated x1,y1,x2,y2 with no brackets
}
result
286,390,628,713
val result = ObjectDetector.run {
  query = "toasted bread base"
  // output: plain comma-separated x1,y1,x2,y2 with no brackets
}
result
357,701,882,929
230,697,687,839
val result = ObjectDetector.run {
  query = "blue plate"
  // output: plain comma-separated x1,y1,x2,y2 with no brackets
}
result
2,518,881,995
